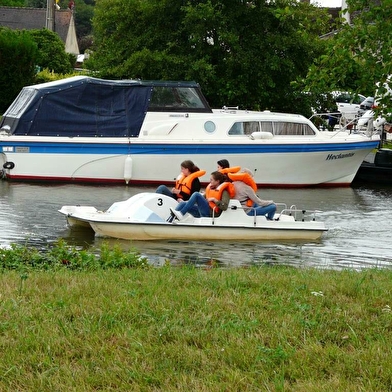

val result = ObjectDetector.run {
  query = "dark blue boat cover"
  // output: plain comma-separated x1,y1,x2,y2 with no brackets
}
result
0,76,208,137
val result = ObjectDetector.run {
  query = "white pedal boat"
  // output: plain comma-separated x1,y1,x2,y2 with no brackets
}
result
59,192,328,241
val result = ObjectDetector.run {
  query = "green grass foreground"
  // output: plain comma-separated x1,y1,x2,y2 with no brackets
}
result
1,242,392,391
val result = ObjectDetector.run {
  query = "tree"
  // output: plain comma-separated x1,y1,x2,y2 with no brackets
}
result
303,0,392,117
26,0,46,7
88,0,329,113
0,27,37,113
29,28,74,74
0,0,24,5
73,1,94,38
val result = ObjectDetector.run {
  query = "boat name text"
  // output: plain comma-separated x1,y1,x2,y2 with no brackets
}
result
326,152,354,160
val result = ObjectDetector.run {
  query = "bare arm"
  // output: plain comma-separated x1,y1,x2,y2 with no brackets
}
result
245,187,274,207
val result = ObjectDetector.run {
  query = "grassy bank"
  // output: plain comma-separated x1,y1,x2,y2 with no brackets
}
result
1,243,392,391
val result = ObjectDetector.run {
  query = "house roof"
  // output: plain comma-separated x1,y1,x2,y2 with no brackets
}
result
0,6,72,44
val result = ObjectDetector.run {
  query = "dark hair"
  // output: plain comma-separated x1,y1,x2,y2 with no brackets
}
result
181,160,200,173
211,171,227,184
217,159,230,169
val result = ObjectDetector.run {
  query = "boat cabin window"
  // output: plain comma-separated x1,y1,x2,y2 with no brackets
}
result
260,122,274,133
273,122,315,135
228,121,315,136
228,121,261,135
148,86,212,113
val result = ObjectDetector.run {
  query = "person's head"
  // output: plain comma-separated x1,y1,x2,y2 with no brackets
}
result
180,160,199,176
217,159,230,170
209,171,226,189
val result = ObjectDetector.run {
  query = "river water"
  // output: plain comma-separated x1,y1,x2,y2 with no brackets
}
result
1,180,391,270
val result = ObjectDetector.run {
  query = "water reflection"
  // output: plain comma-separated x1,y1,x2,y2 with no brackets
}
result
1,181,392,270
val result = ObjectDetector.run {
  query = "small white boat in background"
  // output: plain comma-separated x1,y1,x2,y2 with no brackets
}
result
59,193,328,241
0,76,379,188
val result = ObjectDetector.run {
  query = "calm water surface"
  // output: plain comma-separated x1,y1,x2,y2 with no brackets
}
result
1,181,391,270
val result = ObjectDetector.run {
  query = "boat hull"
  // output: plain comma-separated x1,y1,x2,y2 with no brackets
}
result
1,137,378,187
89,220,326,241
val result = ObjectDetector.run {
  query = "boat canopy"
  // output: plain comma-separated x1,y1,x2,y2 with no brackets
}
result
0,76,212,137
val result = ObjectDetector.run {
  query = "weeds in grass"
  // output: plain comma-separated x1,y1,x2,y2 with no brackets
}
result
18,272,28,296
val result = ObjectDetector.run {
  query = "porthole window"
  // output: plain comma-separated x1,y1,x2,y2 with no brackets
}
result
204,121,216,133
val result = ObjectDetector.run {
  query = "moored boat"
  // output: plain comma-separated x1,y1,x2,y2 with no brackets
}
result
59,192,328,241
0,76,379,187
353,148,392,185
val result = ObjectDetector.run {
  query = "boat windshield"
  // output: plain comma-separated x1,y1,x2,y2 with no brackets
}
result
228,121,316,136
148,86,212,113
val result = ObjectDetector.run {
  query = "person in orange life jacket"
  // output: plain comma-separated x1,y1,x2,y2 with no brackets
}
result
156,160,205,202
217,159,241,183
217,159,230,171
231,168,276,220
170,171,234,220
216,159,231,182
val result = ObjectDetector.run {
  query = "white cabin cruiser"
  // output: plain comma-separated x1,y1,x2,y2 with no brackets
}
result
1,76,379,187
59,193,328,241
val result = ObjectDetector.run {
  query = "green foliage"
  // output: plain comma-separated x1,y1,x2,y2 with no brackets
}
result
29,29,74,74
26,0,46,6
73,0,95,38
34,68,81,84
89,0,330,113
78,34,93,53
0,27,37,113
0,0,24,5
0,240,149,272
0,26,78,113
303,0,392,117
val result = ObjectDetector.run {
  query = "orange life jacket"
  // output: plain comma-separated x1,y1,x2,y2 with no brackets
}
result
205,182,235,213
228,172,257,207
175,170,206,199
219,166,241,175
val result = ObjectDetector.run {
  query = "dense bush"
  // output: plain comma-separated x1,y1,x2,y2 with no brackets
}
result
29,28,75,74
0,27,76,114
0,27,37,113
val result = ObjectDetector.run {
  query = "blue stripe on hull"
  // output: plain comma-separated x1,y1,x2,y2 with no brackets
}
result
2,140,380,155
